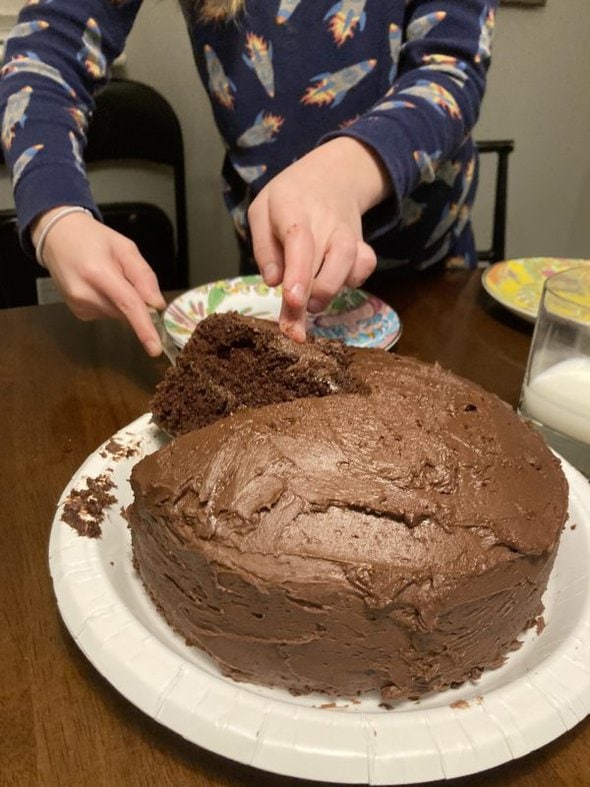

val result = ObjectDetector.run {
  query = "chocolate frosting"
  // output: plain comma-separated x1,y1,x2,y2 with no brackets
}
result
128,348,569,699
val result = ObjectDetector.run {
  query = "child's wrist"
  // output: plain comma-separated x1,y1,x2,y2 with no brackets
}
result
31,206,71,248
320,136,392,213
32,205,92,267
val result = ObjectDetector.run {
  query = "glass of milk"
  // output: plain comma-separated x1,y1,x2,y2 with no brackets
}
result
519,266,590,477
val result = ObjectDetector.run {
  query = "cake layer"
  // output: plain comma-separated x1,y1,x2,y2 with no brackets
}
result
150,312,366,437
128,348,568,699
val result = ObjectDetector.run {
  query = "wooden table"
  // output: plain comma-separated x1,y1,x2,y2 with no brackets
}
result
1,267,588,786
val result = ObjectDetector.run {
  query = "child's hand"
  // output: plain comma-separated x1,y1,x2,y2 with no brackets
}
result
32,208,166,356
248,136,390,342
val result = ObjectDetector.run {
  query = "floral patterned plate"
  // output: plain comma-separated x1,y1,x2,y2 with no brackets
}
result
481,257,590,323
164,275,402,350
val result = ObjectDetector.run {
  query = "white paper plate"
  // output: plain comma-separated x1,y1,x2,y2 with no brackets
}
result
49,415,590,784
163,275,402,350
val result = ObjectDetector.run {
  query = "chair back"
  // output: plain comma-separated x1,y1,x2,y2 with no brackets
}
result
475,139,515,265
0,77,188,307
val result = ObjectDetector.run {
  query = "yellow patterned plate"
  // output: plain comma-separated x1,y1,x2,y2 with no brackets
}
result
482,258,590,322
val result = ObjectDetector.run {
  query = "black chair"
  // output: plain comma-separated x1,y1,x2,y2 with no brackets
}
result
0,77,188,308
475,139,514,265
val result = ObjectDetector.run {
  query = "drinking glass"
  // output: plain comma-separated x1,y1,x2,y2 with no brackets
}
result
518,266,590,477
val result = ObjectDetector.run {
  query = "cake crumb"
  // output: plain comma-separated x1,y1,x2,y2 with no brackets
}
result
570,523,577,530
450,699,470,710
61,474,116,538
535,615,546,635
100,437,138,460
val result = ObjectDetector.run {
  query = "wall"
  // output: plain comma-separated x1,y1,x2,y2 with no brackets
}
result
473,0,590,261
122,0,240,284
2,0,589,286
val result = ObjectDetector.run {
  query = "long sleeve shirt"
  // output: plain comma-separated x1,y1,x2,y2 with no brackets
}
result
0,0,498,269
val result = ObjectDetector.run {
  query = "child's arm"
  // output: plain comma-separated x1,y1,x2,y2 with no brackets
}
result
248,136,391,343
0,1,165,352
30,206,166,356
253,0,498,341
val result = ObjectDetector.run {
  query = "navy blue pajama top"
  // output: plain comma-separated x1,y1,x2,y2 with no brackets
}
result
0,0,498,270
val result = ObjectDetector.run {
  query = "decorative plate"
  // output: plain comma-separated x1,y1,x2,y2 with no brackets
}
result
481,257,590,322
49,415,590,785
164,275,401,350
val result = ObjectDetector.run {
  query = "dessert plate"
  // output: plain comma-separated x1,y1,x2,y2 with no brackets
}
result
164,275,402,350
481,257,590,322
49,415,590,785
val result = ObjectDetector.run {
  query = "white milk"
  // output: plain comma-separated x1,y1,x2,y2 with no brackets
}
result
521,357,590,444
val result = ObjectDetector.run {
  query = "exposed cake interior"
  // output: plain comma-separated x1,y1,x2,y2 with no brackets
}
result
150,311,367,437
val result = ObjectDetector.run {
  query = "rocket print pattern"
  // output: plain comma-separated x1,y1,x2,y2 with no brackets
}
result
69,130,85,175
388,23,402,83
6,20,49,42
436,159,462,188
276,0,302,25
204,44,236,109
302,60,376,107
237,111,284,147
66,106,88,136
425,156,475,246
400,196,425,228
324,0,367,47
406,11,446,41
413,149,442,183
230,198,249,239
420,54,468,87
232,161,268,182
243,33,275,98
1,85,33,151
1,53,77,98
396,80,461,119
476,6,496,63
77,18,107,80
11,143,43,187
372,88,415,112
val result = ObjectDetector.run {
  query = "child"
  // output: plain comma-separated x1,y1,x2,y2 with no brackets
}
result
0,0,498,354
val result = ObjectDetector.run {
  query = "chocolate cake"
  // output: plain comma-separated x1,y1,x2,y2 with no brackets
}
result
127,318,569,700
151,312,366,437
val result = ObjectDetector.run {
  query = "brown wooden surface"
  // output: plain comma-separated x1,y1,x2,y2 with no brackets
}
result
1,267,588,786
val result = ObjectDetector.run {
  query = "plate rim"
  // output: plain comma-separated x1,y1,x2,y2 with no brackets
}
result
163,275,402,351
481,257,590,323
48,414,590,784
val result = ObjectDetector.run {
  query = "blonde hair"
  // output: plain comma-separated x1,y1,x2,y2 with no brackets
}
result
180,0,246,21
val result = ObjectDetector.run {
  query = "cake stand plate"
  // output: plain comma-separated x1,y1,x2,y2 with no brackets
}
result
49,414,590,785
163,275,402,350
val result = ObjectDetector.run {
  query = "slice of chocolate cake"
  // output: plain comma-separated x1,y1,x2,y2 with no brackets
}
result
150,312,367,437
